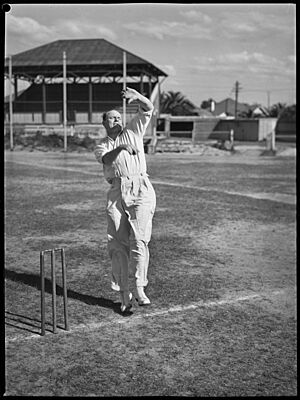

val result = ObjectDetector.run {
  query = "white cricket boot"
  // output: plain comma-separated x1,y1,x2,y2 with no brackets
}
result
120,291,133,313
135,286,151,306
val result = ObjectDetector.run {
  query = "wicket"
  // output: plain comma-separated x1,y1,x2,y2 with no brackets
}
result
40,248,69,336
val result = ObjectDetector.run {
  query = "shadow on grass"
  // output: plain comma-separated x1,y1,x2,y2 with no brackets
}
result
5,269,129,335
5,311,43,335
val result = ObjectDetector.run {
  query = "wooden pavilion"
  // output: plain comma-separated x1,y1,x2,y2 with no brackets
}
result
4,38,167,125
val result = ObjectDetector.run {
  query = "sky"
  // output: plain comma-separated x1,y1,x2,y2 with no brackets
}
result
4,3,296,107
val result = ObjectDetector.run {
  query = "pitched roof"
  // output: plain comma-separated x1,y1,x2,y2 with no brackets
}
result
4,38,167,78
252,106,270,116
212,98,251,116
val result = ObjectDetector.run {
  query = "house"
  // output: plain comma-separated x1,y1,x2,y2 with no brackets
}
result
195,108,215,118
251,106,270,117
212,98,251,117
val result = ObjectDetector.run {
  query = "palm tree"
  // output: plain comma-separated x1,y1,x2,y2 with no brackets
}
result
268,102,287,118
160,91,198,115
278,104,296,122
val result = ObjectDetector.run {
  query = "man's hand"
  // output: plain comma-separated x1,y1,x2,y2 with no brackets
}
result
121,87,154,112
121,87,140,104
120,143,139,155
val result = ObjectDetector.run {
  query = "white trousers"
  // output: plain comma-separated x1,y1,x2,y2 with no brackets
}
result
106,174,156,292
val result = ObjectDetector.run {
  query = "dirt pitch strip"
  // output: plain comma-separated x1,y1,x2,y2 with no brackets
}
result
4,146,296,396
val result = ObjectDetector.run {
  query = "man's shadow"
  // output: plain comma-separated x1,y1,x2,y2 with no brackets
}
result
5,269,132,335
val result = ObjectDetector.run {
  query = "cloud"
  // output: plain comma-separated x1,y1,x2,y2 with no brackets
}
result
192,51,295,78
225,21,257,34
180,10,212,24
158,64,176,76
161,77,180,90
123,8,293,42
7,14,53,40
288,55,296,64
6,14,117,49
123,20,213,40
219,10,294,38
55,20,117,41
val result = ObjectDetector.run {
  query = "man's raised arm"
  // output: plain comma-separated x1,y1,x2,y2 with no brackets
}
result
121,87,154,112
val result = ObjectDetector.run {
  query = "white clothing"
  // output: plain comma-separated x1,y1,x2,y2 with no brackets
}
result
94,108,156,292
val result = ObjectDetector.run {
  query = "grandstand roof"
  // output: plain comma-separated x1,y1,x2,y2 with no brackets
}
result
4,38,167,79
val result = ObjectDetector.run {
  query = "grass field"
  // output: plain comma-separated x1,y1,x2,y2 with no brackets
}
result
4,145,297,396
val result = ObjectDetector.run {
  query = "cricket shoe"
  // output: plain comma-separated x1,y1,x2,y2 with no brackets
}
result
135,287,151,306
120,291,133,313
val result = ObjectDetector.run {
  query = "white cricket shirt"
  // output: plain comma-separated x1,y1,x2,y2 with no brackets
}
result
94,108,153,183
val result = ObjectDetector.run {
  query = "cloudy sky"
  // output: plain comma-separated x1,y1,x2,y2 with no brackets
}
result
4,3,296,107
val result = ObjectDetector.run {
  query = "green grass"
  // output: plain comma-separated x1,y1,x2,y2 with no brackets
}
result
4,149,296,396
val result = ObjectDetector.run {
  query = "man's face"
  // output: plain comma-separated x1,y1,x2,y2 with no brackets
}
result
103,110,123,136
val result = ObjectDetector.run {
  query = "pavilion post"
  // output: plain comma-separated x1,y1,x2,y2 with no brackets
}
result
148,75,152,98
14,77,18,105
9,55,13,151
42,79,46,124
123,51,126,126
88,77,93,123
63,51,67,152
140,73,144,94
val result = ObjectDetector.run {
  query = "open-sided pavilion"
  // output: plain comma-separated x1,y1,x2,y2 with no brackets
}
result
4,38,167,125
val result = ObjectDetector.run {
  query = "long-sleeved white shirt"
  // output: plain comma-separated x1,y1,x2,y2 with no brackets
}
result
94,108,153,183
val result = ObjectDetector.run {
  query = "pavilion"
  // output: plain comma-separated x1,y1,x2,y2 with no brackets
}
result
4,38,167,125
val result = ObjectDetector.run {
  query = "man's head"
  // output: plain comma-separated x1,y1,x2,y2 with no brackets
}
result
102,110,123,137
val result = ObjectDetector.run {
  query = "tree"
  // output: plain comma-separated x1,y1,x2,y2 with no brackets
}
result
160,91,198,115
238,103,268,119
278,104,296,122
237,108,254,118
200,98,215,110
268,102,287,118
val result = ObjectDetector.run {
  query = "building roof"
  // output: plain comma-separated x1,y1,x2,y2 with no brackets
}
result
196,108,215,117
4,38,167,79
212,98,251,116
252,106,270,117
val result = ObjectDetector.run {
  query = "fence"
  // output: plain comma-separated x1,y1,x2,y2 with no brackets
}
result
192,129,234,145
5,109,136,125
7,113,43,124
275,121,296,142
